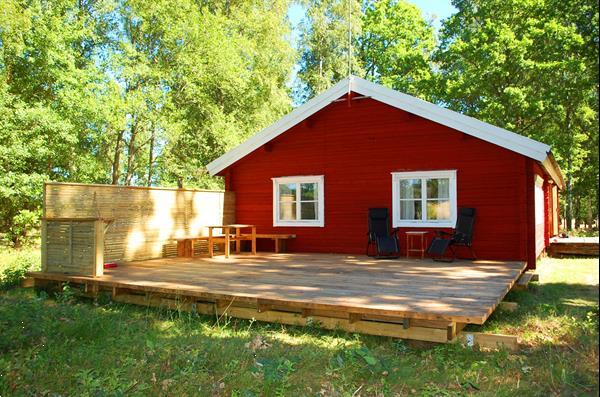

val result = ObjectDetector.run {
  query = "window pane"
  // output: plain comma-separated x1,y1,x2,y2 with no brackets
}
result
427,178,449,199
300,202,317,220
300,183,317,201
278,183,297,202
427,200,450,220
400,200,422,220
399,179,421,199
279,202,297,220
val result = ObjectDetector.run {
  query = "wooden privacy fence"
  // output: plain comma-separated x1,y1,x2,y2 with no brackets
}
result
43,182,235,276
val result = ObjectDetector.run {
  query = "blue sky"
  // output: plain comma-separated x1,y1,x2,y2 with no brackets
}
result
408,0,457,30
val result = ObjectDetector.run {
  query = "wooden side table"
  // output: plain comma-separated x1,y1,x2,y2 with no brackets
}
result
405,231,429,259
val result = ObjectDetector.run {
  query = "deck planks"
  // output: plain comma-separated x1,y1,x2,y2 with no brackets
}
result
29,253,525,325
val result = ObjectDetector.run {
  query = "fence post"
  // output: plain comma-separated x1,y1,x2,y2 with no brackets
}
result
41,219,48,272
93,220,104,277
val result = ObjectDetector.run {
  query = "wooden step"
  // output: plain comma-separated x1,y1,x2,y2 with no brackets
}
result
513,271,535,291
457,332,519,351
21,277,35,288
530,273,539,282
498,301,518,312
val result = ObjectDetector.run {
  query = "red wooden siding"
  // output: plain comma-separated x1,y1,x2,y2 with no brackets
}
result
222,96,548,264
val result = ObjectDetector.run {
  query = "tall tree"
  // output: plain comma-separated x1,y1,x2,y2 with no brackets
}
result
153,0,296,188
0,0,296,243
296,0,363,101
359,0,436,99
435,0,598,229
0,0,113,244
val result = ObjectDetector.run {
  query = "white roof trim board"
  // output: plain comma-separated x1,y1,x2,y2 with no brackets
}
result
206,75,564,188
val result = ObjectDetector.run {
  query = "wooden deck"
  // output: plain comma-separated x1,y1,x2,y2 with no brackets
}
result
28,253,526,344
548,236,599,257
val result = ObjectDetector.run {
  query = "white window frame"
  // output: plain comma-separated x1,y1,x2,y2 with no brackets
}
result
272,175,325,227
391,170,457,228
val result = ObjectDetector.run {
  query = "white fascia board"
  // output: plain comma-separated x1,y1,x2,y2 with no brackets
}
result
542,154,566,190
350,77,551,162
206,78,351,175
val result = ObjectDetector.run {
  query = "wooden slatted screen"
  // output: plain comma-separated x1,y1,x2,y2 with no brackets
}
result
42,219,104,276
43,182,235,268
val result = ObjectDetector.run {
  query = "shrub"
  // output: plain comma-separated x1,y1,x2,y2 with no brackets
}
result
0,247,40,289
7,209,41,247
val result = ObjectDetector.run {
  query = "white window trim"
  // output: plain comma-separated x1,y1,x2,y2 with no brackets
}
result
391,170,457,228
272,175,325,227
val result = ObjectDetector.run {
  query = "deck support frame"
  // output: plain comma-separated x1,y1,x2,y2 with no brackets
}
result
25,276,518,349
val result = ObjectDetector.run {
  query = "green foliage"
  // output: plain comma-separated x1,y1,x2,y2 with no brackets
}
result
435,0,599,228
359,0,436,99
0,0,295,243
55,282,76,304
296,0,364,100
0,255,597,395
298,0,437,99
0,246,39,289
1,0,598,242
297,0,598,229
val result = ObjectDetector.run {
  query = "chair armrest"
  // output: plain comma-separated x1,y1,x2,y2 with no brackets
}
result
434,230,453,237
453,231,466,243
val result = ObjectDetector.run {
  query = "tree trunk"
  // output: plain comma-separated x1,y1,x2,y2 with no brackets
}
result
111,130,124,185
587,196,593,230
566,154,573,231
147,126,155,187
124,118,139,186
565,109,573,231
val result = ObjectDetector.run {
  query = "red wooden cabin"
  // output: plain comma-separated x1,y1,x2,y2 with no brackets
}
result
207,76,564,269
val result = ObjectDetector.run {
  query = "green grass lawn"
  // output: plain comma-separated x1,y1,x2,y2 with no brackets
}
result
0,249,598,396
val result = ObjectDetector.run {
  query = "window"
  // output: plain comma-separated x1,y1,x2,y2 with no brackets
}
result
272,175,324,227
391,170,457,227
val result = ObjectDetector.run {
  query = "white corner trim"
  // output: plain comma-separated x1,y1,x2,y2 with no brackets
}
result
272,175,325,227
391,170,457,228
207,75,558,184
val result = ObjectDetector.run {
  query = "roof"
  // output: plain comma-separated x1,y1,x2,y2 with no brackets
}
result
206,75,564,188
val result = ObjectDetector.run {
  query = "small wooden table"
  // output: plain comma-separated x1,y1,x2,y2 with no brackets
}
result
405,231,429,259
208,224,257,258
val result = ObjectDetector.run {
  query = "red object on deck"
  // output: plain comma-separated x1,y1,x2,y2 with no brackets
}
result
217,96,559,269
103,262,118,269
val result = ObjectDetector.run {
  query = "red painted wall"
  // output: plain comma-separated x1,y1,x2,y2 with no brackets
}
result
221,96,548,263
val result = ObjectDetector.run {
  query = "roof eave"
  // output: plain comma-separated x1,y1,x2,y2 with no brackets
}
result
541,152,566,190
350,77,551,162
207,75,558,178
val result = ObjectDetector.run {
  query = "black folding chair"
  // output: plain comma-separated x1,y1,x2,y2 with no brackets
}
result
427,207,477,262
366,208,400,259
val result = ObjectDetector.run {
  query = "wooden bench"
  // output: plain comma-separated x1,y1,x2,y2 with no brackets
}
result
246,233,296,253
175,233,296,257
175,236,212,257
